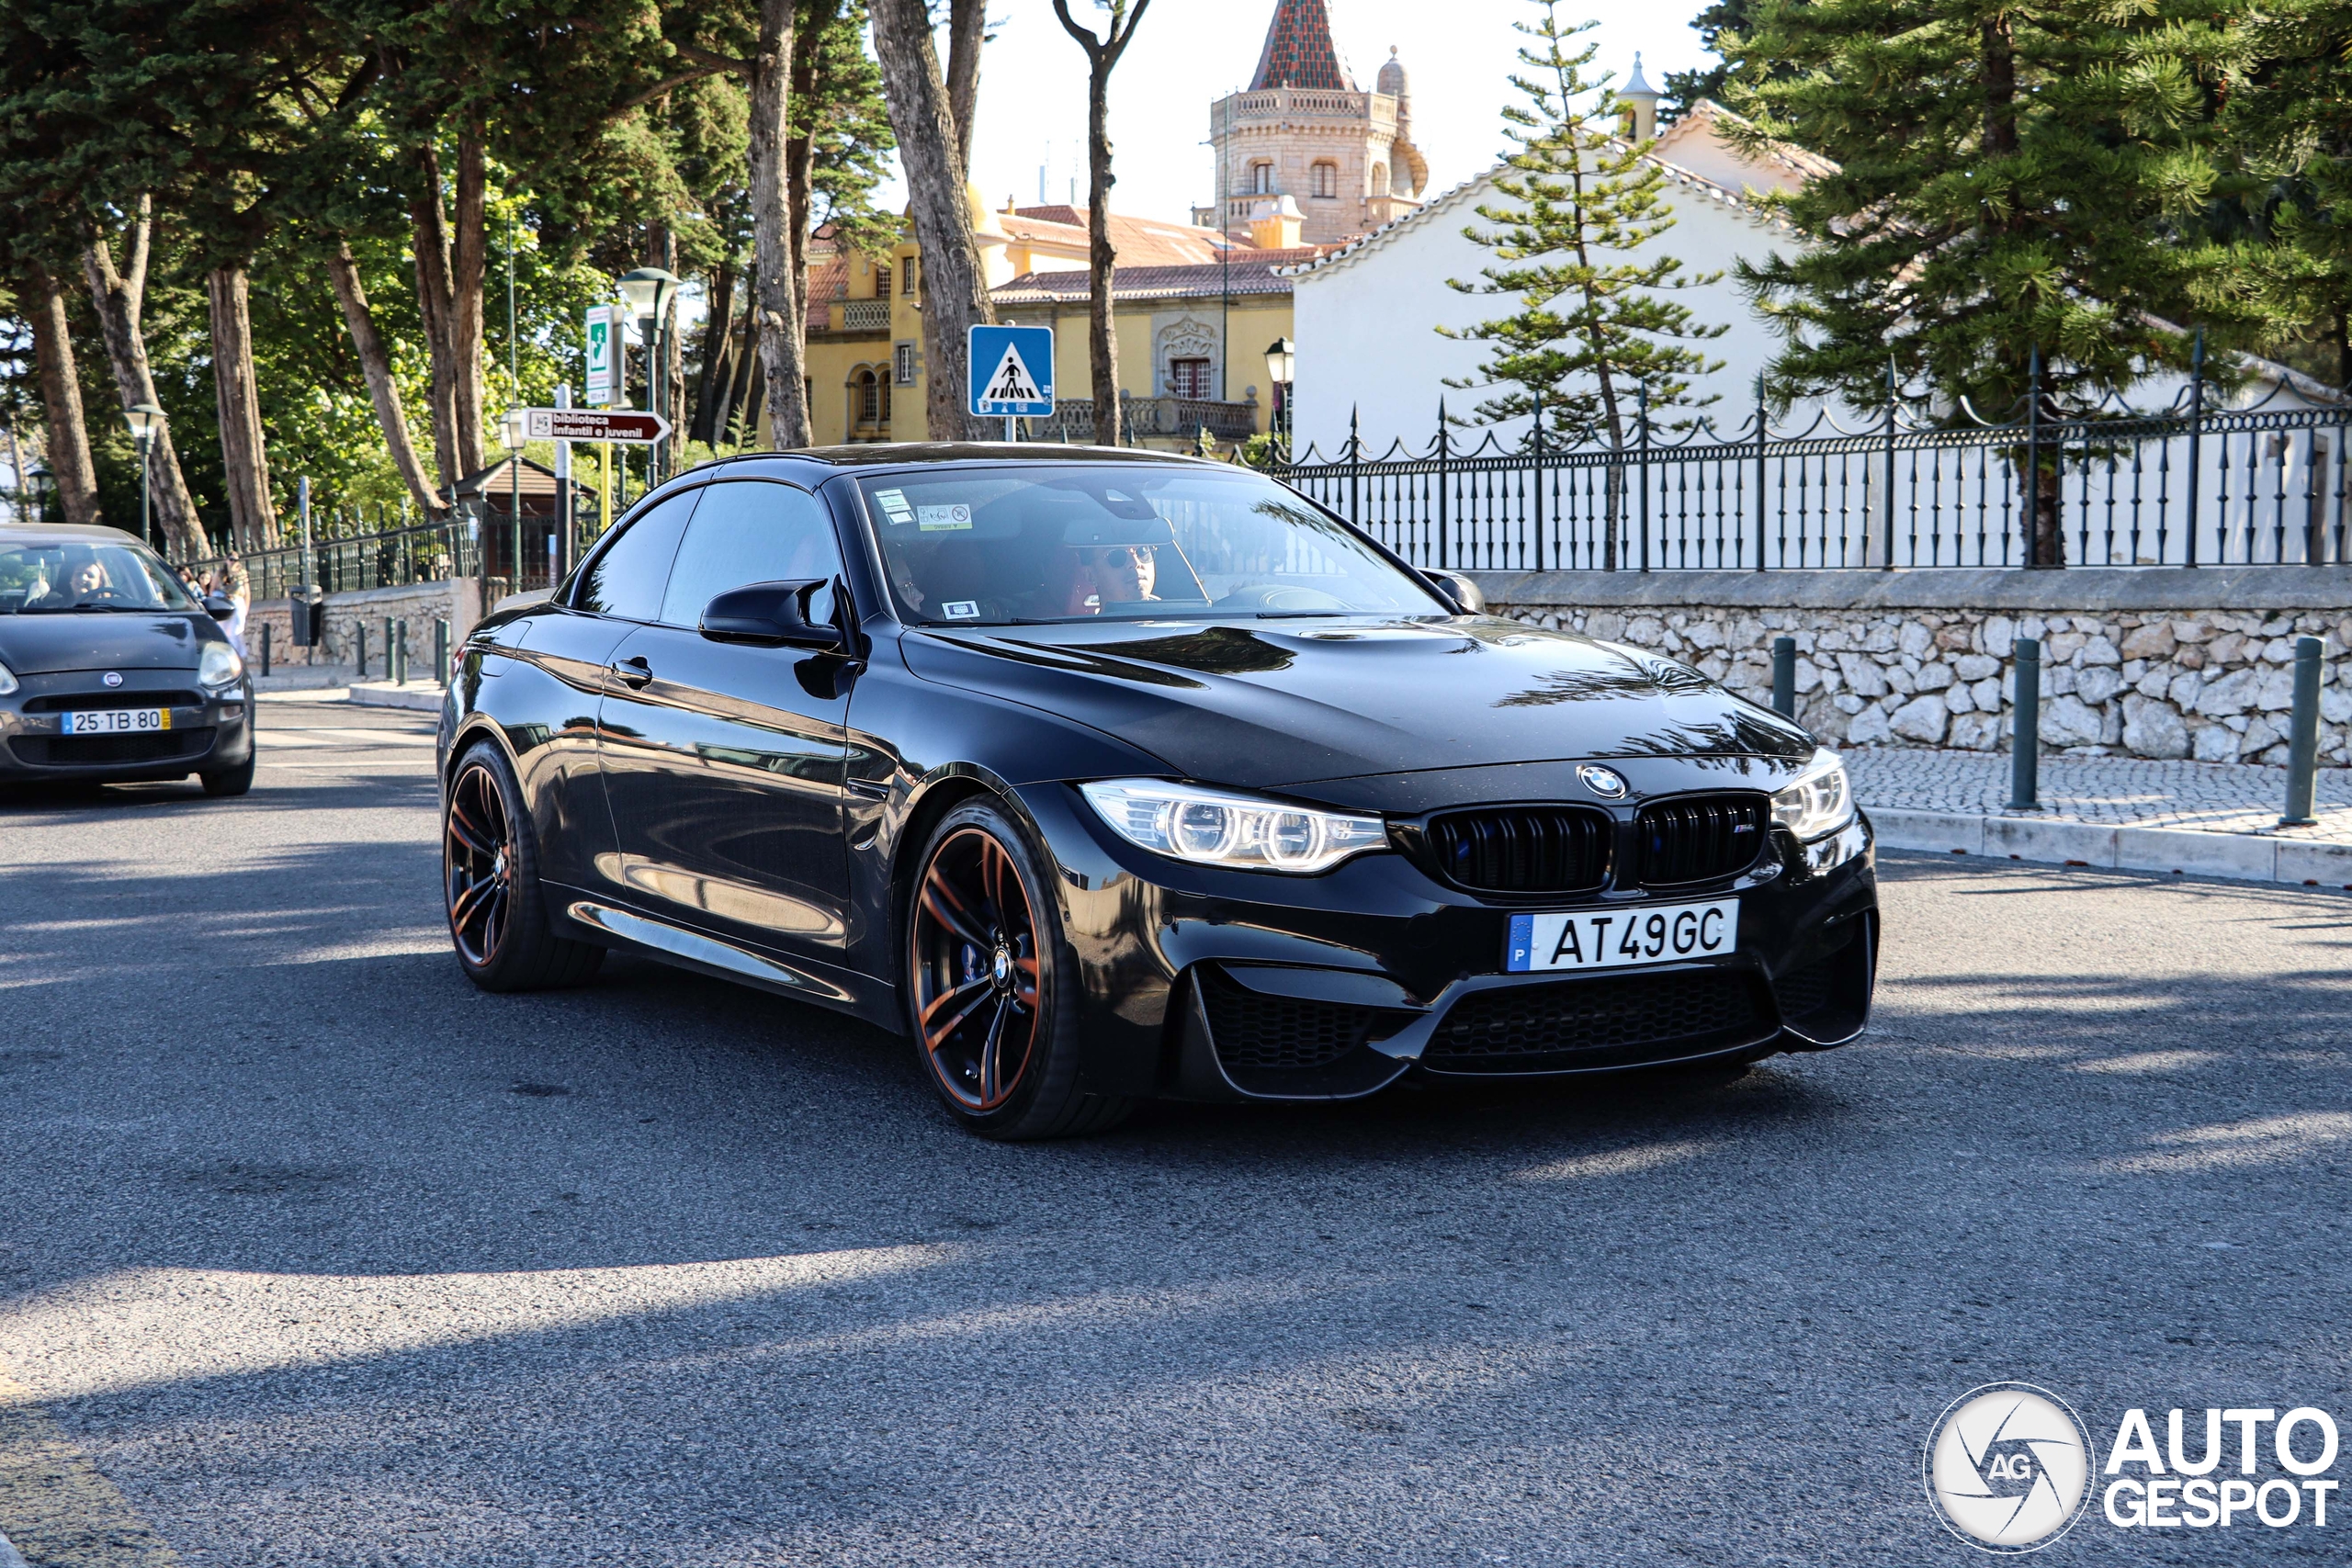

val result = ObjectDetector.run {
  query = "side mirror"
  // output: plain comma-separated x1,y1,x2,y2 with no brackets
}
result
202,593,236,621
700,578,844,651
1426,570,1486,615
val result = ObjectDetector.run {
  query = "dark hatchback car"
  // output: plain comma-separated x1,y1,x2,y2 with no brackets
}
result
438,446,1876,1138
0,525,254,796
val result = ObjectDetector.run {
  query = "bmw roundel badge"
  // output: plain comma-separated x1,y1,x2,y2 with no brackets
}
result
1577,763,1628,799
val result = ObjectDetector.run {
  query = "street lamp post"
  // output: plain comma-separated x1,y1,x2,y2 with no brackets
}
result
499,410,526,592
1262,337,1295,453
124,401,166,551
617,266,681,486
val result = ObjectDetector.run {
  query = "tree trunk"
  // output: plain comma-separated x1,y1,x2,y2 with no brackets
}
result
654,230,687,471
718,278,762,446
947,0,986,178
872,0,995,442
750,0,812,448
81,205,206,560
1082,61,1119,443
411,146,462,494
327,240,443,517
23,263,104,529
449,128,490,481
2033,459,2066,567
692,260,737,444
207,266,279,551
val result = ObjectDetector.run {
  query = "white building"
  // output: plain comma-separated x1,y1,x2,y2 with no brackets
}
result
1285,86,1830,457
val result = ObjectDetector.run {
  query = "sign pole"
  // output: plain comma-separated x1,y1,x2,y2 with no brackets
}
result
554,384,572,580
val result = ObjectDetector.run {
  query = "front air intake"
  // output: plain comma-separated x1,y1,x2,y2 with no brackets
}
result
1426,806,1612,895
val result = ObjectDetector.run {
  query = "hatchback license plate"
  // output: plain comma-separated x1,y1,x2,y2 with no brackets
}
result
62,708,170,736
1506,898,1739,974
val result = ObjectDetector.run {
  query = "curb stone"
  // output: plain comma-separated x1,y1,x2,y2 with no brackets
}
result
1869,807,2352,886
347,681,445,713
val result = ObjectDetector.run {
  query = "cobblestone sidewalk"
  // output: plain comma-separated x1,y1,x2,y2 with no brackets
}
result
1847,749,2352,844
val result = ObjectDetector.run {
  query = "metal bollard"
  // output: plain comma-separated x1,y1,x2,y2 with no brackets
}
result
393,617,408,685
1770,636,1796,716
385,616,397,683
2007,637,2041,810
2281,636,2324,827
260,622,272,678
356,623,368,681
435,618,451,688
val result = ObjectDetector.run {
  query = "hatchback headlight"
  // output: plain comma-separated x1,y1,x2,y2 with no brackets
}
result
1080,779,1389,874
0,658,17,696
1770,747,1854,841
199,643,244,690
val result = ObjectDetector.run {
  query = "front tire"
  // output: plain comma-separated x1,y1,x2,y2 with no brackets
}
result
444,740,603,992
906,798,1133,1139
199,752,256,797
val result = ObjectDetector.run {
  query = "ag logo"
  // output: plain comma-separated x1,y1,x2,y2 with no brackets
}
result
1923,1382,2092,1552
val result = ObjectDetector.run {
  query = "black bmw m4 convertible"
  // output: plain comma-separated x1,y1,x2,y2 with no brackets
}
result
437,445,1877,1138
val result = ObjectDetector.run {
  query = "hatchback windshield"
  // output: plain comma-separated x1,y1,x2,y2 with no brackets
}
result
0,540,197,614
857,465,1446,626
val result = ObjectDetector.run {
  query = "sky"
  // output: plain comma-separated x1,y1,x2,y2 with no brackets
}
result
916,0,1719,225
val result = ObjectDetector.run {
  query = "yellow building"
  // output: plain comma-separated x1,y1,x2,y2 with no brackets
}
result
794,191,1330,450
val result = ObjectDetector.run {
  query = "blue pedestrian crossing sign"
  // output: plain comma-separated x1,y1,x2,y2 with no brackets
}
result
968,324,1055,418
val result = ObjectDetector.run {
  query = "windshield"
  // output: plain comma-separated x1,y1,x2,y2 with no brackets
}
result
0,540,198,614
856,465,1448,626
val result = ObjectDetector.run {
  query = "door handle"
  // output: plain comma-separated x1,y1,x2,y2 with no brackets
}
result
612,656,653,690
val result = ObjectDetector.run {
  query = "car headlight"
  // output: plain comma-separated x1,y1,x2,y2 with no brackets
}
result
1080,779,1389,874
0,659,17,696
1770,746,1854,841
198,643,244,690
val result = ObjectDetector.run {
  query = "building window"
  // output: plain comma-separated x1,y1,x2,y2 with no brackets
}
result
855,368,881,426
1250,160,1272,195
1371,161,1390,197
875,259,891,299
901,256,918,297
1310,161,1338,198
893,341,916,386
1168,357,1214,400
878,378,892,424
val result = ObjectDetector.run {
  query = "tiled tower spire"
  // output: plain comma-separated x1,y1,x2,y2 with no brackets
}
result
1249,0,1356,92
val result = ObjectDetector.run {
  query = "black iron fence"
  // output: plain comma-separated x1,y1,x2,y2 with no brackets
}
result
184,514,484,602
1271,382,2352,571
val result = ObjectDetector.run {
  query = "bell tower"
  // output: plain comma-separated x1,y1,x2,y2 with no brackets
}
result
1208,1,1427,246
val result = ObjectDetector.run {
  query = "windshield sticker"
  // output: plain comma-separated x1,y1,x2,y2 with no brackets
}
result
918,503,973,531
873,488,915,525
942,600,980,620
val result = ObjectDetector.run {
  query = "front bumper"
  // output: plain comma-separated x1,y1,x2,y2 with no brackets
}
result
0,669,254,783
1016,782,1878,1102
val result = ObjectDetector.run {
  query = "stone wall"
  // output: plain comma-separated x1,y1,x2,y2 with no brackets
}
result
244,579,482,678
1469,567,2352,765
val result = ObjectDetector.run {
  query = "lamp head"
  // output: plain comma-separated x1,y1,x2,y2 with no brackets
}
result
617,266,684,321
125,400,167,446
1263,336,1296,386
499,410,527,451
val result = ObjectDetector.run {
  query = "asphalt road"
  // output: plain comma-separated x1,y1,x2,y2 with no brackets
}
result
2,697,2347,1566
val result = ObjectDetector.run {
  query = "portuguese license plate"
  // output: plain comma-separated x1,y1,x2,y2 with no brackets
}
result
1506,898,1740,974
62,708,170,735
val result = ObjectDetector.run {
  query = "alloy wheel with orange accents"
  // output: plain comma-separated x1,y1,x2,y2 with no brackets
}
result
910,822,1043,1112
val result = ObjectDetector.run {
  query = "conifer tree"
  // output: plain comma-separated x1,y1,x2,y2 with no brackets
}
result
1723,0,2239,563
1444,1,1724,564
2221,0,2352,387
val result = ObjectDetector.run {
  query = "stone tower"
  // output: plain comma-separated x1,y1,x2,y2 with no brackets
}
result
1208,1,1427,247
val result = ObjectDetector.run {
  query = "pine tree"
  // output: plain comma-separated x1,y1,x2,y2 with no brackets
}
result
2221,0,2352,387
1444,1,1725,565
1723,0,2241,563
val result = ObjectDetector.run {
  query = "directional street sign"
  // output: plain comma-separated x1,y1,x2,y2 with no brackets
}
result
522,408,670,444
968,324,1055,419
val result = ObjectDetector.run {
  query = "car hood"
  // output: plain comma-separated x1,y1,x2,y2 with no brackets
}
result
0,612,211,674
899,615,1813,792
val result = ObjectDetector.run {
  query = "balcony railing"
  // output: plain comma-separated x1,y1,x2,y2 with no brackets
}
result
839,299,891,332
1033,394,1259,444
